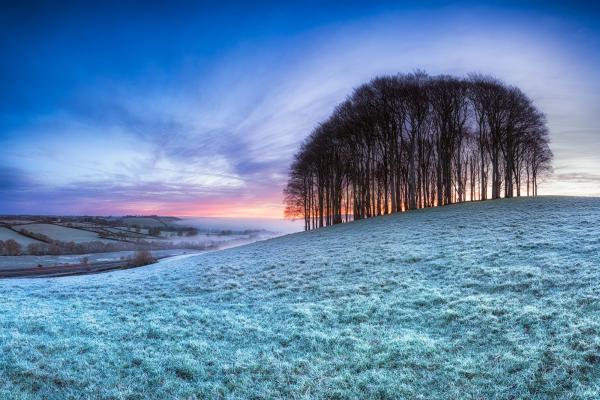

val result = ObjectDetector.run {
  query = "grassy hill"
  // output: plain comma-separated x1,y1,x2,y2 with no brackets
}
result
1,196,599,399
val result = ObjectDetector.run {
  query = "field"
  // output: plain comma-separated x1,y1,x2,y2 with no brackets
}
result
0,227,44,246
14,223,115,243
119,217,175,228
0,216,274,257
0,196,599,399
0,249,201,271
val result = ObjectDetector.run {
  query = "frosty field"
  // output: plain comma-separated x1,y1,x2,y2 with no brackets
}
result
1,196,599,399
12,223,115,243
0,249,202,271
0,227,43,246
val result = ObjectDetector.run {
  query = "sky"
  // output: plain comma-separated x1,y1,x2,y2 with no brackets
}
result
1,0,599,218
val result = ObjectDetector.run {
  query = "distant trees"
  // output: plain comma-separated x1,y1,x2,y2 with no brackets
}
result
27,242,48,256
19,228,53,244
0,238,216,256
1,239,22,256
148,227,162,237
284,73,553,230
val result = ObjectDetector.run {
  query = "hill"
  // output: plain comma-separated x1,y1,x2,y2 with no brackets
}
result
0,196,599,399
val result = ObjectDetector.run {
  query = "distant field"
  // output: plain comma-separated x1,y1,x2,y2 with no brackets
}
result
104,227,148,237
1,196,599,399
0,227,43,246
68,222,103,229
0,248,202,270
0,220,35,225
120,217,172,228
0,215,278,256
12,223,114,243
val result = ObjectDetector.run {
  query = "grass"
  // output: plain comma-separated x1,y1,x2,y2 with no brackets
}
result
0,196,599,399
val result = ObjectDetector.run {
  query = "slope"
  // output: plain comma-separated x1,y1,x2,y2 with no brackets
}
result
0,196,599,399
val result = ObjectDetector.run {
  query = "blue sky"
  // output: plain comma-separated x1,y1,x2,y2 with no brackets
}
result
1,1,599,216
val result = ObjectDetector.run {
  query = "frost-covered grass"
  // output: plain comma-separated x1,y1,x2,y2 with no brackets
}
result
0,227,43,246
1,196,599,399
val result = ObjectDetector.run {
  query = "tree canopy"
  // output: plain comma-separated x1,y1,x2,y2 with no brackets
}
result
284,73,553,230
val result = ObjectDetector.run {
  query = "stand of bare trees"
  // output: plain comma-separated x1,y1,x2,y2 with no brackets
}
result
284,73,552,230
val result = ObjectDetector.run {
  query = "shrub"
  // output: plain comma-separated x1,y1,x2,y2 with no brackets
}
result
27,242,50,255
129,250,155,267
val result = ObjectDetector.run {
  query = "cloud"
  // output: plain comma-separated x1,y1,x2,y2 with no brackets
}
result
552,172,600,184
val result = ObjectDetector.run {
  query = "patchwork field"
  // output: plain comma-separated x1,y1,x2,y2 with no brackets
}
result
0,196,599,399
0,227,44,246
14,223,115,243
0,215,271,257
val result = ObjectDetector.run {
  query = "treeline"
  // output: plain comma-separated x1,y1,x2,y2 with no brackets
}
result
284,73,552,230
0,240,22,256
0,239,218,256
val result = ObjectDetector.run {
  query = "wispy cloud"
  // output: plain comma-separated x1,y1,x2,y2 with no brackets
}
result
552,172,600,184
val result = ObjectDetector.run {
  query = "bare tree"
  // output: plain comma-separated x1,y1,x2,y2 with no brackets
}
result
5,239,22,256
285,72,552,230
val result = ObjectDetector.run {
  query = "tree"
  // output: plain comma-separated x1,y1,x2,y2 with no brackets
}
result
5,239,22,256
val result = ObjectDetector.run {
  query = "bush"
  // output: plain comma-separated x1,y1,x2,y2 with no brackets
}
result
129,250,155,267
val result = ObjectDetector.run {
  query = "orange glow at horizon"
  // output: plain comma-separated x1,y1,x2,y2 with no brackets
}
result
111,197,287,219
